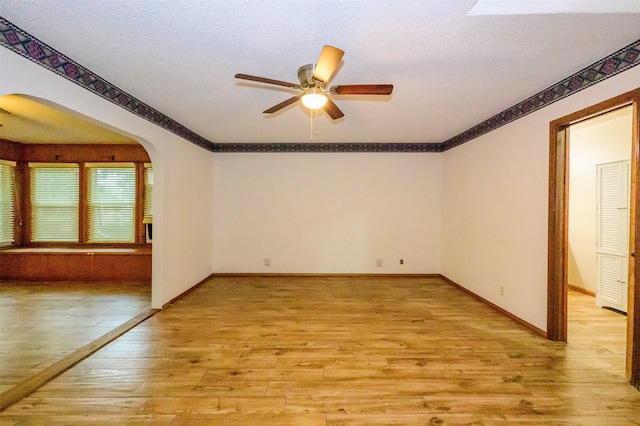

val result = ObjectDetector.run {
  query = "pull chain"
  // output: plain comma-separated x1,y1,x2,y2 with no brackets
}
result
310,109,319,141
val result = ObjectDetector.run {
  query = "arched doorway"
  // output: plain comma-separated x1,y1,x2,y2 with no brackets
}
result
0,94,157,408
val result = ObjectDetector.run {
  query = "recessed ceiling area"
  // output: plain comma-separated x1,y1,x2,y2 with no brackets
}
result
0,95,136,144
468,0,640,15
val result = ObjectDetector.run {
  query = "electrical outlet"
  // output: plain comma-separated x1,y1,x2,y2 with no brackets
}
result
264,258,271,267
376,258,383,267
399,259,404,265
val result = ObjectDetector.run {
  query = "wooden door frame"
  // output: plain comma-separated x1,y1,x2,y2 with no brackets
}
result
547,88,640,386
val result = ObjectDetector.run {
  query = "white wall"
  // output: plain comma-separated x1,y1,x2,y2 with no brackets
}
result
568,106,632,292
0,49,215,309
441,66,640,331
213,153,441,274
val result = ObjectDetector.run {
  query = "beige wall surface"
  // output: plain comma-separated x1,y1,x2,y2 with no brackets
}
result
212,153,442,274
441,66,640,331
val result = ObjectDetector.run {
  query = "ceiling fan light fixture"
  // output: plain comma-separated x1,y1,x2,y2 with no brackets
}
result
301,88,327,110
235,45,392,119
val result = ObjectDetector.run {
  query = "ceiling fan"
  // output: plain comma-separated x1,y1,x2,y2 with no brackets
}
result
235,45,393,120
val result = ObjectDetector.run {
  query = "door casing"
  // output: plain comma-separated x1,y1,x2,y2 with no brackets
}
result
547,88,640,386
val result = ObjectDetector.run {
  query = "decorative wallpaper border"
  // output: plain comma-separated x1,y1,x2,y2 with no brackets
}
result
442,39,640,151
212,143,443,153
0,16,638,153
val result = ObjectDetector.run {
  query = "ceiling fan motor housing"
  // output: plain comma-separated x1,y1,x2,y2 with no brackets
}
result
297,64,321,88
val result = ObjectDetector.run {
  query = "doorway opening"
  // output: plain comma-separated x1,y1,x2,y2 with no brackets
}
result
0,94,155,408
566,105,632,376
547,88,640,386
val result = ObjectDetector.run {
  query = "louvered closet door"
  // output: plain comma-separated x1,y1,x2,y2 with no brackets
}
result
595,160,630,313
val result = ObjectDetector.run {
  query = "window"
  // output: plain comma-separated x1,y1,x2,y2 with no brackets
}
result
87,164,136,243
143,164,153,222
143,165,153,242
0,161,16,245
1,143,150,246
30,164,79,242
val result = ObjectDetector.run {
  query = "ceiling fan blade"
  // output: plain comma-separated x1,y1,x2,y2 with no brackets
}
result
323,98,344,120
330,84,394,95
263,96,301,114
312,45,345,83
235,73,300,89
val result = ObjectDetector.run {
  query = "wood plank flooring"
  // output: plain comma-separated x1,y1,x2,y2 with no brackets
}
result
0,281,150,393
1,275,639,424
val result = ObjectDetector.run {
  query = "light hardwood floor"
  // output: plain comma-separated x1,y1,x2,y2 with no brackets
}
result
1,275,639,425
0,281,150,393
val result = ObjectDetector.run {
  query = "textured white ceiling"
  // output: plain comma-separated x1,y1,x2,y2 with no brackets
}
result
1,0,639,145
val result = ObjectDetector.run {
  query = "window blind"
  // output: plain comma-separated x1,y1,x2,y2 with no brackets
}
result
0,161,16,245
144,165,153,221
30,164,79,242
87,165,135,242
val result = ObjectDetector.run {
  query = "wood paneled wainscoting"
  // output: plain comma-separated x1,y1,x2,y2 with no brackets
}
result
0,246,151,282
